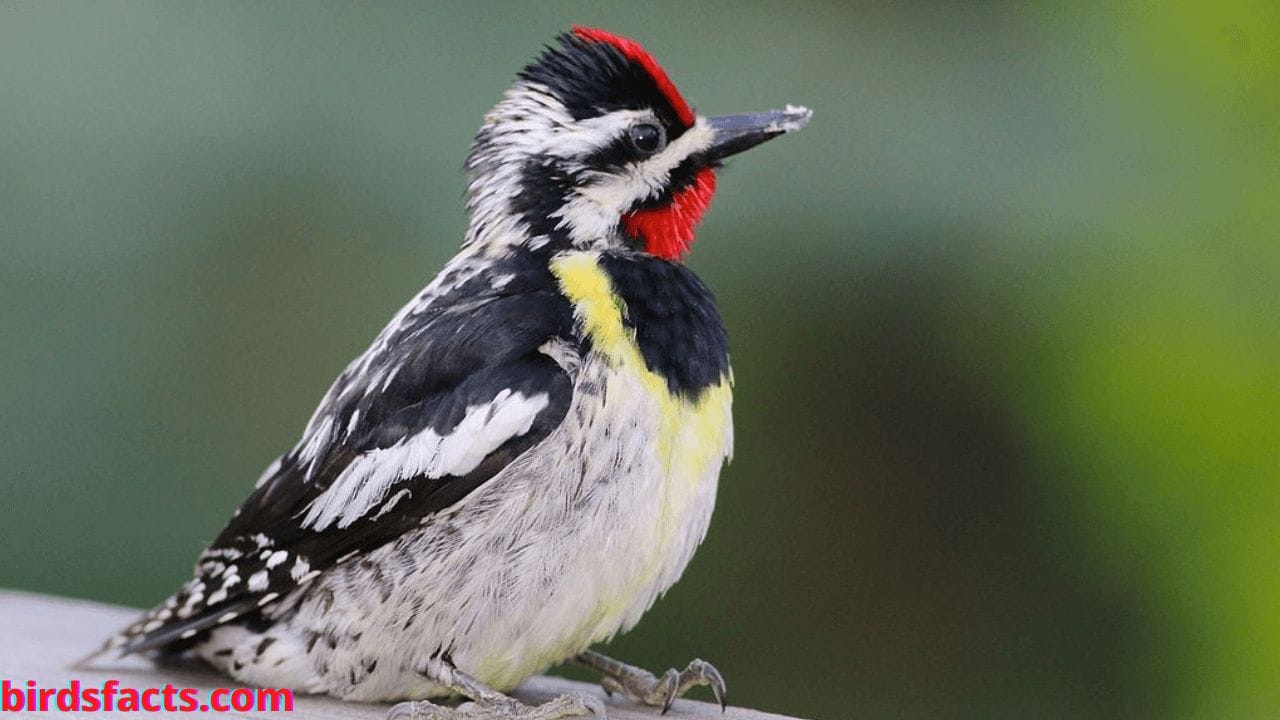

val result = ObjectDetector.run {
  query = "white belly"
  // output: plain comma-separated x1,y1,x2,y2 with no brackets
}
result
201,354,732,701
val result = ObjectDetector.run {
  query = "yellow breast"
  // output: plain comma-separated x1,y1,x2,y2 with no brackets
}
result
550,251,733,484
471,251,735,682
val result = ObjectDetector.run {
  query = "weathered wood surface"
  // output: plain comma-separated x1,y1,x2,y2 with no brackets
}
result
0,590,802,719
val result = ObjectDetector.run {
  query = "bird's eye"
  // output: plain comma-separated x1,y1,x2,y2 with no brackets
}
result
628,123,665,154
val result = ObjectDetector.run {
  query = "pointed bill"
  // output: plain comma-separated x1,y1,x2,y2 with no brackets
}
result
705,105,813,161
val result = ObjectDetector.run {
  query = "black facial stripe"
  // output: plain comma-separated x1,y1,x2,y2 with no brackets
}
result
520,33,689,141
581,135,644,173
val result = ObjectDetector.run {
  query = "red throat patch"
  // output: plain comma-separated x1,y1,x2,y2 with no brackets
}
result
572,26,695,127
622,167,717,261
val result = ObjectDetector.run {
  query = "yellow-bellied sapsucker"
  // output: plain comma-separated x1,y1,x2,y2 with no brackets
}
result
89,27,810,720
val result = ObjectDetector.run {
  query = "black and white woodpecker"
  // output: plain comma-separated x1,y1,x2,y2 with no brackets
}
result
90,27,811,720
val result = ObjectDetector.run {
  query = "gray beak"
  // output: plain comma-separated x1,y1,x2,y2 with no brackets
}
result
704,105,813,161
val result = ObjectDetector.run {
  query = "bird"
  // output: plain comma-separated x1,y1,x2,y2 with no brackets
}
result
86,26,811,720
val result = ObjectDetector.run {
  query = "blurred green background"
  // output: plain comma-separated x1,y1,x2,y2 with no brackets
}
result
2,2,1276,718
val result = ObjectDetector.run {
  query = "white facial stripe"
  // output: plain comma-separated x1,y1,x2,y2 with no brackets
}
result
598,119,715,201
553,119,716,244
543,109,654,158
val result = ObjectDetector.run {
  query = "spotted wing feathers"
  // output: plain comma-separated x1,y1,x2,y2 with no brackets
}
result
102,252,576,657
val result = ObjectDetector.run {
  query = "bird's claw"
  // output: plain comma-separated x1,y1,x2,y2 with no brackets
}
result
598,658,726,714
387,692,603,720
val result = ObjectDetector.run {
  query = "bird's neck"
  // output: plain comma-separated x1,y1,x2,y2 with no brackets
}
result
551,250,730,399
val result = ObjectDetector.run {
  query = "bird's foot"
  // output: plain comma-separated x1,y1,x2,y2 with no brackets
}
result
576,651,726,714
388,693,604,720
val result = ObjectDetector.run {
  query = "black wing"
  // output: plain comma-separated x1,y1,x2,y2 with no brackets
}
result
109,253,576,655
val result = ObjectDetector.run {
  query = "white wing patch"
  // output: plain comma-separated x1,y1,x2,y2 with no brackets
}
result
301,389,551,531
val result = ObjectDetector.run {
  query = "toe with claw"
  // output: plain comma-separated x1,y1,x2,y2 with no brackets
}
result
578,651,727,714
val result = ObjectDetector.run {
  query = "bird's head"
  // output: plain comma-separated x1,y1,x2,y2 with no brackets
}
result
465,27,811,261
